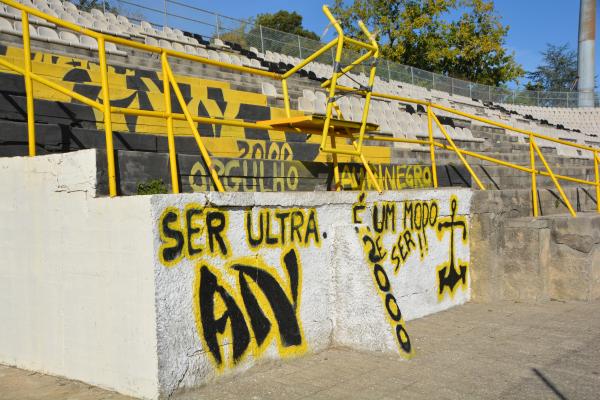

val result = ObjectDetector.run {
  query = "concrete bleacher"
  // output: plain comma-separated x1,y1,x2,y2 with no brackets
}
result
0,0,597,209
2,3,600,399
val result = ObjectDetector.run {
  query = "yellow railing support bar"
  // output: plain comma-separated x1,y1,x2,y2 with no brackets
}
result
163,60,224,192
532,140,576,217
320,50,373,89
97,36,117,197
319,4,346,152
332,104,382,193
4,0,598,209
529,136,539,217
431,111,485,190
282,79,291,118
0,58,103,110
330,130,341,191
320,49,345,151
355,142,382,193
22,10,35,157
595,152,600,213
330,105,343,191
282,38,338,80
161,51,179,194
352,19,379,155
427,105,438,188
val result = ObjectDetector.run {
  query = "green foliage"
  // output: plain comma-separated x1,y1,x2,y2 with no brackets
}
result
220,22,250,48
526,43,577,92
253,11,319,40
244,10,319,56
70,0,119,14
137,179,168,195
332,0,524,85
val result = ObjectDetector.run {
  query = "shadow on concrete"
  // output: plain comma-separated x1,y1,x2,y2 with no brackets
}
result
532,368,568,400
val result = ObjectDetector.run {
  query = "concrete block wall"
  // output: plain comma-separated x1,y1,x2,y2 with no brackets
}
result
470,190,600,303
0,150,159,399
151,189,472,397
0,150,472,399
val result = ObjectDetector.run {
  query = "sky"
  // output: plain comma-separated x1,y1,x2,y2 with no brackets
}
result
120,0,599,87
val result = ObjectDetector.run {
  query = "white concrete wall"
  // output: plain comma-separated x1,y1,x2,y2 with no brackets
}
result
151,189,472,395
0,150,472,399
0,151,159,399
333,191,471,355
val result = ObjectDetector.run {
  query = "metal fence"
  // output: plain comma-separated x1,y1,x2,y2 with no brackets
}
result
108,0,598,108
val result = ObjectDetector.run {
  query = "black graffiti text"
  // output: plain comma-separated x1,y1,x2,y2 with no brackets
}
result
159,205,230,266
360,228,412,357
245,208,320,249
196,247,305,369
436,197,469,300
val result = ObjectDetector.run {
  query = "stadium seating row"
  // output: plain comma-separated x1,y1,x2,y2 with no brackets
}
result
2,0,598,161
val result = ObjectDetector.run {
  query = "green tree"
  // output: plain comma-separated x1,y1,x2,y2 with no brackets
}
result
254,11,319,40
332,0,523,86
70,0,119,14
526,43,577,92
220,22,250,48
246,10,320,56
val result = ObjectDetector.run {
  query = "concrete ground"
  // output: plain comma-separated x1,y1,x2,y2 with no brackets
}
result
1,301,599,400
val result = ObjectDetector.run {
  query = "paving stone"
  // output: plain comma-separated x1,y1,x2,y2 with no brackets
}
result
1,301,599,399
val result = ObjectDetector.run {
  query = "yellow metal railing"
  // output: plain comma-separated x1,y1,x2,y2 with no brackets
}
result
1,0,282,196
2,0,599,218
327,83,600,217
3,0,384,195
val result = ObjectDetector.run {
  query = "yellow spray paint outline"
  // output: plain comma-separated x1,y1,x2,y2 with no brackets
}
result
243,207,321,250
435,195,469,302
358,226,414,359
192,245,307,372
158,205,231,267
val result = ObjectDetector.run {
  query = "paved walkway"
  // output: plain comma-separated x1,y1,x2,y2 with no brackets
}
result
1,301,599,400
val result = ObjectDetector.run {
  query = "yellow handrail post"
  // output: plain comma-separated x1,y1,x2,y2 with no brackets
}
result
351,20,379,155
163,60,225,192
532,140,576,217
331,103,381,193
97,36,117,197
430,111,485,190
330,129,341,191
427,105,438,188
329,104,342,191
529,136,539,217
282,79,291,118
595,151,600,213
161,51,179,194
320,5,345,151
22,11,36,157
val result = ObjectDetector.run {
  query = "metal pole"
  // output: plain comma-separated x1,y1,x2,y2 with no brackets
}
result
530,136,538,217
162,51,179,194
387,60,391,82
578,0,596,107
97,36,118,197
22,11,36,157
427,105,438,188
298,35,302,58
410,66,414,85
215,14,219,39
259,25,264,53
163,0,167,27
